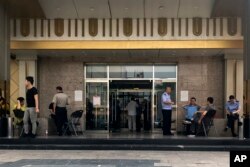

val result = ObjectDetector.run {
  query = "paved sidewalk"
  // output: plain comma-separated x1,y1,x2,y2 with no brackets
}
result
0,150,229,167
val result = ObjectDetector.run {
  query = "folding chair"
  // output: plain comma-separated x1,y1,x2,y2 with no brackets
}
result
63,110,83,136
197,109,217,136
182,120,192,135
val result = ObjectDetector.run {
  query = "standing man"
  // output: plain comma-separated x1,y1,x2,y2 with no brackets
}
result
23,76,39,138
52,86,69,136
161,86,174,135
126,97,138,132
224,95,240,137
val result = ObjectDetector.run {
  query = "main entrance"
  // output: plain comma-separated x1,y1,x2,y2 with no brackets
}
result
84,65,177,133
109,80,152,132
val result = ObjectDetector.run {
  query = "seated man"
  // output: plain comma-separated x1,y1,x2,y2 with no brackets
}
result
195,97,216,136
224,95,240,137
183,97,201,135
13,97,26,136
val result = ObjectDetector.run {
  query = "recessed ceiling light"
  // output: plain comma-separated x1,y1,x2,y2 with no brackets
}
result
90,7,95,11
124,7,129,10
159,6,164,10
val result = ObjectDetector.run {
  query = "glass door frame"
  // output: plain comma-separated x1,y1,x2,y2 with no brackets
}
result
109,88,152,131
152,65,178,133
84,64,177,133
84,66,110,132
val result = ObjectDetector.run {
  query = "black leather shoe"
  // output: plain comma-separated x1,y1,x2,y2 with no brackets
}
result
30,133,36,138
22,133,29,138
232,133,238,137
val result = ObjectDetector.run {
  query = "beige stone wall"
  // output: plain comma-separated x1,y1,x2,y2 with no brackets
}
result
38,57,84,117
177,56,225,131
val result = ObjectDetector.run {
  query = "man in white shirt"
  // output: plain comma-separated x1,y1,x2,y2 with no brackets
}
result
126,97,138,132
52,86,69,136
161,86,174,135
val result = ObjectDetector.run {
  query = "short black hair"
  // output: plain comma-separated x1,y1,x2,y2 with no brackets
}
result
17,97,25,103
56,86,63,91
26,76,34,85
207,97,214,104
165,85,171,89
191,97,196,101
229,95,235,100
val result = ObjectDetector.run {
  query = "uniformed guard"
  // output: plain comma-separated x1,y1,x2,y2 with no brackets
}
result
224,95,240,137
161,86,174,135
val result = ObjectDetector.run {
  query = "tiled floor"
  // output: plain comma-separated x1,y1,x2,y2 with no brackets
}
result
0,150,229,167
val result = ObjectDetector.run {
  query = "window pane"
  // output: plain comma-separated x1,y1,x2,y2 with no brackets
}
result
86,65,107,78
154,66,176,78
109,65,153,78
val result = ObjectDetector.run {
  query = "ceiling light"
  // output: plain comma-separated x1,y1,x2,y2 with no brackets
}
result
159,6,164,10
90,7,95,11
57,7,60,11
124,7,129,10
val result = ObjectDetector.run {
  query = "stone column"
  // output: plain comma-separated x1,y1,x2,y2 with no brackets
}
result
225,58,236,99
224,53,243,115
0,3,10,100
18,61,26,98
243,0,250,139
236,60,244,115
16,52,38,97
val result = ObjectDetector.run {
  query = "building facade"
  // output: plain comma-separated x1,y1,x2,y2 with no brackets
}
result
1,0,248,136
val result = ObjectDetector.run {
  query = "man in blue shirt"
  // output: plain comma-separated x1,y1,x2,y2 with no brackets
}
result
161,86,174,135
224,95,240,137
183,97,201,135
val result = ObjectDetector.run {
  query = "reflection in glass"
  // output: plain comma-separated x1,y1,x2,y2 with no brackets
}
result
86,82,107,130
109,65,153,78
154,66,176,78
86,65,107,78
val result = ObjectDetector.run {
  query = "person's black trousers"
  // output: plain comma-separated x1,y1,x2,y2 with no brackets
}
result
143,110,151,131
55,107,68,135
227,113,239,135
136,114,141,132
162,109,172,135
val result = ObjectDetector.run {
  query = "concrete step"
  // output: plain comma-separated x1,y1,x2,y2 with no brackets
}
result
0,137,250,151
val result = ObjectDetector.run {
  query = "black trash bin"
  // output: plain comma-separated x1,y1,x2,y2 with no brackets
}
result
244,118,250,138
0,117,8,137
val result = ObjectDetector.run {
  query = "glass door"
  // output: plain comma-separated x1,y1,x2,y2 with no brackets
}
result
153,81,177,132
109,89,152,132
86,82,108,130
